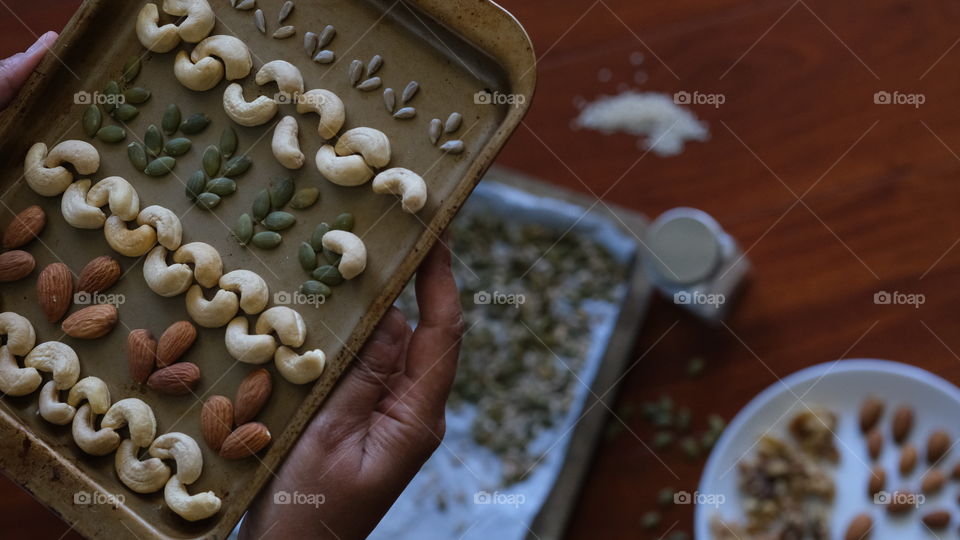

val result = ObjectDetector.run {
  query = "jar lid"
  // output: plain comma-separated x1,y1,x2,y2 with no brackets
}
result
645,210,722,285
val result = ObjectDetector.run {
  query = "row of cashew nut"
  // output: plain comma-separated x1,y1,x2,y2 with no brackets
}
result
0,312,220,521
136,0,216,52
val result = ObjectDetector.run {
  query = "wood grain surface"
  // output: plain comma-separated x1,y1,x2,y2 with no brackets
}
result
4,0,960,538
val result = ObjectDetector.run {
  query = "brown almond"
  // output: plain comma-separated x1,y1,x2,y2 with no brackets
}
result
0,250,35,282
927,429,951,464
844,513,872,540
127,329,157,384
76,256,121,294
202,396,234,451
234,368,272,425
868,464,886,497
892,405,913,444
157,321,197,367
147,362,200,395
859,396,884,433
951,462,960,480
866,428,883,460
922,469,946,494
219,422,271,459
922,509,951,529
61,304,118,339
36,262,73,323
886,490,915,515
3,205,45,249
900,444,918,475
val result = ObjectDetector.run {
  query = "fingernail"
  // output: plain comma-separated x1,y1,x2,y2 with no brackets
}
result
26,32,56,54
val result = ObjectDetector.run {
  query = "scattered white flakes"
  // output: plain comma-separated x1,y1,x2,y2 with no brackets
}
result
630,51,645,65
597,67,612,83
575,91,709,157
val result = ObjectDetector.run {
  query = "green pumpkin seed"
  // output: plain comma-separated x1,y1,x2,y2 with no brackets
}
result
205,177,237,196
252,189,271,221
122,56,141,83
196,192,221,209
289,187,320,209
161,104,181,135
103,81,120,113
202,145,221,178
222,155,252,177
323,246,341,265
180,113,210,135
300,280,331,298
163,137,192,157
95,125,126,143
269,177,295,208
82,105,101,137
145,124,163,157
251,231,282,249
122,87,151,104
112,104,139,122
186,170,206,200
263,211,296,231
310,222,330,251
333,212,355,231
127,142,148,171
299,242,317,272
220,127,238,159
234,213,254,245
312,265,343,286
144,156,176,176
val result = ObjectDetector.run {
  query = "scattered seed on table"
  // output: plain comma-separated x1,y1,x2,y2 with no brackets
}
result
429,118,442,145
323,246,341,265
300,280,331,298
680,437,699,459
252,189,271,222
333,213,354,231
103,81,120,113
122,87,151,104
348,60,363,86
263,211,296,231
269,177,295,208
163,137,192,157
96,125,126,143
676,407,691,431
289,187,320,209
127,142,148,171
112,104,139,122
82,105,101,137
299,242,317,272
254,9,266,34
122,56,141,84
273,25,296,39
357,77,381,92
234,213,254,245
310,223,330,251
252,231,282,249
217,129,236,160
657,487,674,506
445,112,462,133
313,50,335,64
312,265,343,286
186,171,206,200
222,155,252,177
383,88,396,113
202,145,221,178
161,104,181,135
304,32,318,56
401,81,419,104
641,511,660,530
235,0,255,9
393,107,416,120
653,431,673,448
278,1,294,23
686,357,706,377
180,113,210,135
367,54,383,77
440,140,464,154
145,124,163,156
144,156,176,176
317,25,335,48
196,192,221,209
205,177,237,196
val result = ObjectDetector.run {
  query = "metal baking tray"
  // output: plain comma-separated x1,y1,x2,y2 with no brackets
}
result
0,1,534,538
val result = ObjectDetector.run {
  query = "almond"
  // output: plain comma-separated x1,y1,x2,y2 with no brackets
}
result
3,205,45,249
886,490,915,515
76,256,121,294
157,321,197,367
922,509,951,529
219,422,271,459
127,329,157,384
858,396,884,433
892,405,913,444
866,428,883,460
234,368,272,425
927,429,951,464
844,513,872,540
900,444,918,474
36,262,73,323
61,304,118,339
202,395,234,451
0,250,35,282
867,464,885,497
147,362,200,395
922,469,946,494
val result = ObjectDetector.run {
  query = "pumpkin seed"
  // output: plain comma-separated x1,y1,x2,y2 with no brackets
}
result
429,118,442,145
445,112,462,133
205,177,237,196
103,81,120,113
196,192,221,209
235,0,255,9
220,127,238,159
401,81,419,103
223,155,252,177
323,246,341,265
186,170,206,200
234,213,254,244
163,137,192,157
202,145,221,178
333,212,354,231
313,50,335,64
144,156,176,176
122,87,151,104
161,104,181,135
273,25,296,39
278,1,294,23
310,222,330,251
300,280,331,298
252,189,271,221
127,142,148,171
96,125,126,143
289,187,320,209
145,124,163,157
123,56,141,83
263,211,296,231
82,105,101,137
304,32,318,56
317,25,335,48
269,177,295,208
357,77,381,92
383,88,396,113
393,107,416,119
254,9,266,34
348,60,363,86
251,231,282,249
112,104,139,122
180,113,210,135
440,140,465,154
299,242,317,272
312,264,343,286
367,54,383,76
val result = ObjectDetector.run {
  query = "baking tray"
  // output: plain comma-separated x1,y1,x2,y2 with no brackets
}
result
0,1,534,538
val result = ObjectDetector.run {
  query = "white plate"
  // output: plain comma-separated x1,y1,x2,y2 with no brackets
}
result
695,359,960,539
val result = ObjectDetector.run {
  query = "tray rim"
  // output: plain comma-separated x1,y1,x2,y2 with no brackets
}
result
0,0,537,538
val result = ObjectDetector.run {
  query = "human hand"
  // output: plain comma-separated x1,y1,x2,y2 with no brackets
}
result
0,31,58,110
240,238,463,540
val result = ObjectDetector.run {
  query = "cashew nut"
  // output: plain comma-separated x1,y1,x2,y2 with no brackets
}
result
162,0,215,43
255,307,306,348
173,242,223,288
39,380,76,425
372,168,428,213
0,312,36,356
87,176,140,221
256,60,305,99
67,376,111,415
223,83,278,127
102,398,157,448
104,216,157,257
164,476,221,521
72,404,121,456
149,432,203,484
271,116,304,170
186,285,239,328
116,439,171,494
296,89,345,139
174,50,224,92
0,345,41,397
136,3,181,53
137,205,183,250
219,270,269,314
24,143,73,197
275,346,326,384
315,145,372,187
192,35,253,80
321,230,367,279
45,140,100,174
335,127,391,168
144,246,194,297
24,341,80,390
61,180,106,229
225,317,276,364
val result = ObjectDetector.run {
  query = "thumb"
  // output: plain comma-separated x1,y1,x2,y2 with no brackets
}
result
0,31,58,110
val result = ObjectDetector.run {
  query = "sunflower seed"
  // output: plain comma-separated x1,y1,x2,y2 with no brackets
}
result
127,142,148,171
122,56,141,84
236,0,255,9
310,223,330,251
278,1,294,23
273,26,295,39
96,125,126,143
289,187,320,209
196,192,221,209
82,105,101,137
180,113,210,135
304,32,318,56
254,9,266,34
252,189,271,221
223,155,252,177
251,231,282,249
313,50,335,64
144,156,176,176
112,104,139,122
202,145,221,178
269,177,295,208
103,81,120,113
299,242,317,272
440,140,464,154
367,54,383,77
163,137,192,157
333,212,354,231
357,77,381,92
234,213,254,244
312,265,343,286
393,107,416,119
161,104,181,135
445,112,462,133
186,171,206,200
348,60,363,86
401,81,419,104
317,25,335,48
263,211,296,231
145,124,163,157
429,118,442,145
300,280,331,297
205,177,237,196
122,87,151,104
383,88,396,113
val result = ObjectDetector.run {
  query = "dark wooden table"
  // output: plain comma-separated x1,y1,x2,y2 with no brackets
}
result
4,0,960,538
